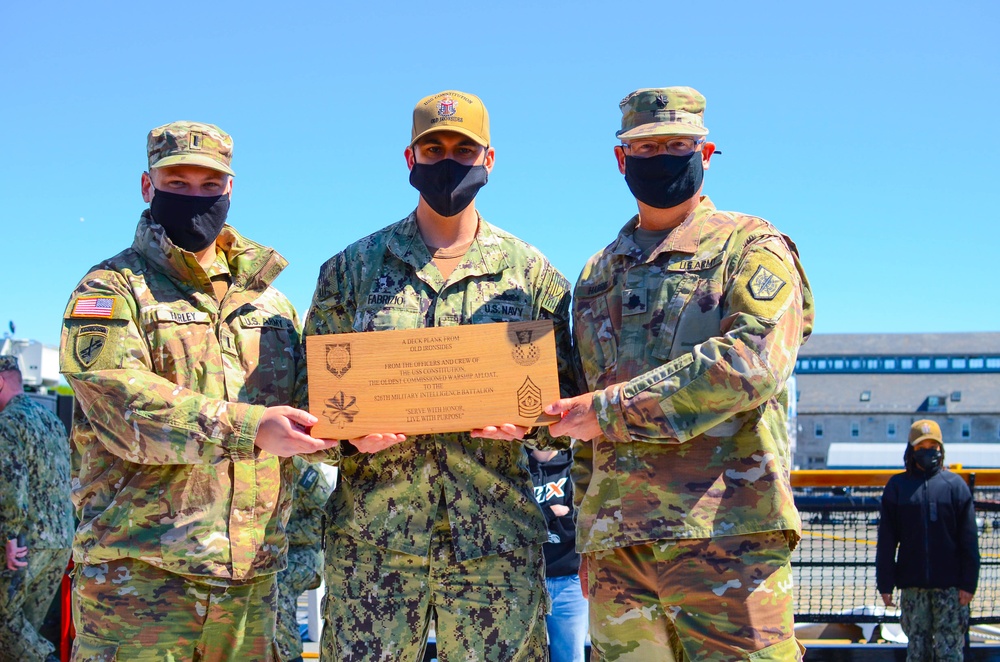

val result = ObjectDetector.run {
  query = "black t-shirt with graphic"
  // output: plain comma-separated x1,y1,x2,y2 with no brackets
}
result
528,449,580,578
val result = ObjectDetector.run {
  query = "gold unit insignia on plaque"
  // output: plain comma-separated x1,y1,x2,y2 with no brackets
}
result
517,377,542,417
325,343,352,378
323,391,359,428
511,329,540,366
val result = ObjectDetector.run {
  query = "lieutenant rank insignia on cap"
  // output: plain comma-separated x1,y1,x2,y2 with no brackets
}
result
70,296,117,319
747,266,786,301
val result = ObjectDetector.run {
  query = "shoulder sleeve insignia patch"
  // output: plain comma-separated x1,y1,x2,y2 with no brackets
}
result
747,265,786,301
75,325,109,368
70,296,117,319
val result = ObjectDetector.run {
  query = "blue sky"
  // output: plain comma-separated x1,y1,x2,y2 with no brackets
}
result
2,1,998,348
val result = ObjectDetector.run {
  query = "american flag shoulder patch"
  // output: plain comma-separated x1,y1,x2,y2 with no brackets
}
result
70,296,117,319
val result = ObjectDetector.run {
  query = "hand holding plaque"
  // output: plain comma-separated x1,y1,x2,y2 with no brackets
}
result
306,321,560,439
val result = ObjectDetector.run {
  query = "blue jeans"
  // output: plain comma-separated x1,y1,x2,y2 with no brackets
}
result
546,574,590,662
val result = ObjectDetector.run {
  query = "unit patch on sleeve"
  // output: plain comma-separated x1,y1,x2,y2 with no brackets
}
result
75,325,109,368
747,265,786,301
70,296,117,319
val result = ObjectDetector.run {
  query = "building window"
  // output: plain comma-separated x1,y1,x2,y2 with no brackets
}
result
860,391,871,402
851,359,862,369
951,391,962,402
884,359,897,370
952,358,967,370
970,358,985,369
926,395,947,412
866,359,879,369
887,422,897,439
815,423,824,438
934,358,949,369
987,358,1000,369
851,422,860,438
918,359,931,369
901,359,914,370
834,359,844,369
962,422,971,439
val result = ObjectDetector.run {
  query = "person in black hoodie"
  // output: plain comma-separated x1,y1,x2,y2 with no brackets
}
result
876,419,980,661
528,447,589,662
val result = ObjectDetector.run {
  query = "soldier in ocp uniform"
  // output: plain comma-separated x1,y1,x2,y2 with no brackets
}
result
301,90,578,661
58,121,336,660
0,355,73,662
547,87,814,660
275,456,336,662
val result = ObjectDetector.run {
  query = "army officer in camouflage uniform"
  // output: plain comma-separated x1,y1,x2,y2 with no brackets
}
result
0,355,73,662
547,87,814,661
302,90,577,661
59,121,335,661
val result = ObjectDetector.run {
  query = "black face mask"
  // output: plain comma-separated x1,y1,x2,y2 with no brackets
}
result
409,159,488,217
150,189,230,252
623,153,704,209
913,447,943,472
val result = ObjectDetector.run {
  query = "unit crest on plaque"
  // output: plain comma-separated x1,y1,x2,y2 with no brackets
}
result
325,343,352,378
511,329,540,366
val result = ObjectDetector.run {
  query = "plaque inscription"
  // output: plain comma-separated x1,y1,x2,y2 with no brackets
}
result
306,320,560,439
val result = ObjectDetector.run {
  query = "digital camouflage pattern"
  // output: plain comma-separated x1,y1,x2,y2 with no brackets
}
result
573,197,813,554
0,394,73,550
900,587,969,662
300,212,578,562
71,559,278,661
59,211,303,581
0,356,18,371
588,532,802,661
147,120,236,175
275,456,335,661
0,393,72,660
321,510,549,661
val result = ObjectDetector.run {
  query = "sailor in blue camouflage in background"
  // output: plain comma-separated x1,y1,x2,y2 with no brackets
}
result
0,355,73,662
301,90,579,662
547,87,814,661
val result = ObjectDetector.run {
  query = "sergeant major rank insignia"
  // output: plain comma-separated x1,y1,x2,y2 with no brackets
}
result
747,266,786,301
517,377,542,418
75,325,108,368
325,343,352,378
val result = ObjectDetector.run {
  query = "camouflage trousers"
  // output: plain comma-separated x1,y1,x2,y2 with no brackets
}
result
900,587,969,662
321,520,549,661
71,559,279,661
275,546,323,662
0,546,71,662
587,531,803,661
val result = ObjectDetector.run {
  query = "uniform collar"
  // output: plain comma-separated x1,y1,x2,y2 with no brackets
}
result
387,212,512,288
133,210,287,294
610,196,717,261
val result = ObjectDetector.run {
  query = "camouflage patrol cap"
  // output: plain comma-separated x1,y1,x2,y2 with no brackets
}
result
147,121,235,176
0,355,19,373
617,87,709,140
909,419,943,447
412,91,490,147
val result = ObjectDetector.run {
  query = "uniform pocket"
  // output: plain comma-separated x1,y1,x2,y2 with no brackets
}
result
746,636,804,660
71,633,120,661
573,294,617,384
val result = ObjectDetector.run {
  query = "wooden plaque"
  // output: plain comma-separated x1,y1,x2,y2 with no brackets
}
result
306,320,560,439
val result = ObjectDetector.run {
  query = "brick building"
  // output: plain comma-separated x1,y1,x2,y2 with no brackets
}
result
793,332,1000,469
